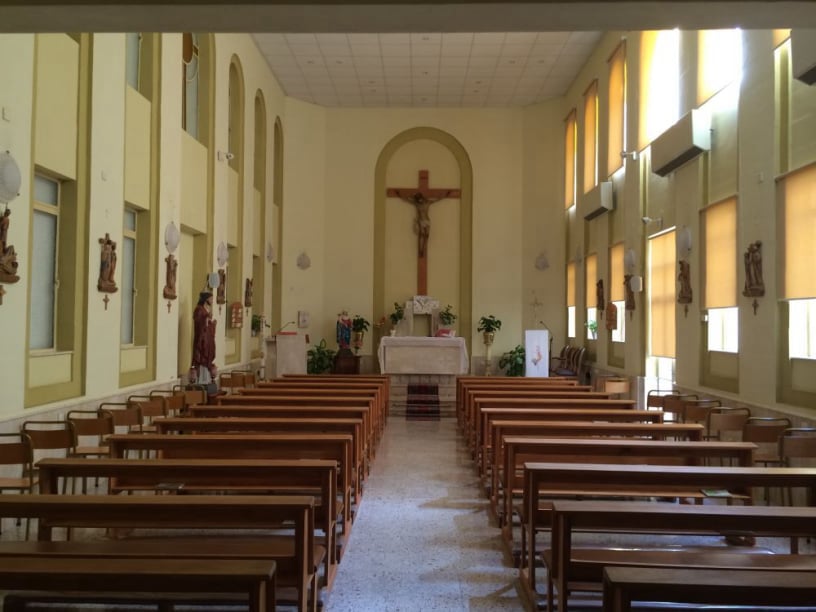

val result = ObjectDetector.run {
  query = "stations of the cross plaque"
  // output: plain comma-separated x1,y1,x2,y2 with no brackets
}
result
386,169,461,296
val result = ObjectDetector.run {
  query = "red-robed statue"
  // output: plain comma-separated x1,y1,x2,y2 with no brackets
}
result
190,291,217,383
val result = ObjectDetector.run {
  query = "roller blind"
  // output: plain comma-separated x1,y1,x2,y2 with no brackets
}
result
607,42,626,177
639,30,679,151
564,110,576,209
704,197,737,308
585,254,597,310
610,243,625,301
782,163,816,299
649,230,676,358
583,80,598,194
567,262,576,307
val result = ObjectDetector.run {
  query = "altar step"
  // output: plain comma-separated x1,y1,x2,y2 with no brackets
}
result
387,374,457,419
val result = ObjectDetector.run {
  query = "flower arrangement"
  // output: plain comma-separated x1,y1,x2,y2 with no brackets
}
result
389,302,405,326
352,315,370,333
439,304,456,327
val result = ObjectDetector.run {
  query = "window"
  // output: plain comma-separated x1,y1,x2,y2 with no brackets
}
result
610,242,626,342
697,29,742,106
564,110,576,209
567,261,576,338
607,41,626,177
583,80,598,194
789,299,816,359
781,163,816,359
639,30,679,151
125,33,141,91
29,175,60,350
585,254,597,340
648,230,676,358
704,197,738,353
121,209,137,345
182,32,200,139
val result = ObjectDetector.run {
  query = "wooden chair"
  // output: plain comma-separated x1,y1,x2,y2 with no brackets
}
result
742,416,791,503
645,389,673,412
779,427,816,506
705,406,751,442
661,393,697,423
149,389,187,417
0,433,36,537
681,398,721,425
549,346,586,379
99,402,144,436
66,410,115,493
20,420,76,496
173,384,208,411
127,395,167,434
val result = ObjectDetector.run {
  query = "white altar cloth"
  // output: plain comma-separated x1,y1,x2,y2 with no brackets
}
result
378,336,469,374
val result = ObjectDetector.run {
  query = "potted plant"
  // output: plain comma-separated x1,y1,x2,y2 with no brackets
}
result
389,302,404,335
351,315,370,353
477,314,502,344
307,339,336,374
439,304,457,327
585,319,598,340
499,344,526,377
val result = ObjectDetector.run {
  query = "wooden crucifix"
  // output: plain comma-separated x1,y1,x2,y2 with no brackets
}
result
386,169,461,296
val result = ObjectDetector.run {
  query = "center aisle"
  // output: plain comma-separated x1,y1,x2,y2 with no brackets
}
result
325,417,524,611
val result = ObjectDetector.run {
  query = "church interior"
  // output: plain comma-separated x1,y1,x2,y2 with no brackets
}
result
0,0,816,609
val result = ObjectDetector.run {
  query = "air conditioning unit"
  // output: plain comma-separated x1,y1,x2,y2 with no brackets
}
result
579,181,613,220
650,109,711,177
792,29,816,85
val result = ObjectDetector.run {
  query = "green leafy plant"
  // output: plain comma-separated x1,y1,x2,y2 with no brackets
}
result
352,315,370,333
439,304,457,326
307,339,336,374
250,314,267,336
499,344,526,377
389,302,404,326
477,314,502,333
585,319,598,338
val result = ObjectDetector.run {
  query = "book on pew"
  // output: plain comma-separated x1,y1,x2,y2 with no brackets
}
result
701,488,731,498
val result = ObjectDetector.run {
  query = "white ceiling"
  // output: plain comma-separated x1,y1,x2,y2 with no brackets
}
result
251,31,603,108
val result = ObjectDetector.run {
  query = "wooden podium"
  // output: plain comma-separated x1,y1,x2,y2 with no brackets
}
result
264,333,307,379
332,348,361,374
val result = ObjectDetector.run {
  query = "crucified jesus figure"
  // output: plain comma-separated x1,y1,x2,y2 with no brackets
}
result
404,191,452,258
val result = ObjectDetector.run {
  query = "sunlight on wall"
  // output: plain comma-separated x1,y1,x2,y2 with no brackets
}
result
698,29,743,106
639,30,680,150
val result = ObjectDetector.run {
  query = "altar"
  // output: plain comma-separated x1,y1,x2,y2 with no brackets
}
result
377,336,469,375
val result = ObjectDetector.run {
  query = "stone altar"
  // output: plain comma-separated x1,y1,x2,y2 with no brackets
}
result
377,336,469,375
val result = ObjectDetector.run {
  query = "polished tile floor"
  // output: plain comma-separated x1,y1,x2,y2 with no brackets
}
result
324,416,525,612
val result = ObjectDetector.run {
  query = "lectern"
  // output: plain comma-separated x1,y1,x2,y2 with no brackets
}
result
264,333,307,379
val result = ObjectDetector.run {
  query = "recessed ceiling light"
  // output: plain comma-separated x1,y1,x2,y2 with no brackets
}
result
475,80,482,84
307,60,315,65
422,35,430,41
336,60,344,64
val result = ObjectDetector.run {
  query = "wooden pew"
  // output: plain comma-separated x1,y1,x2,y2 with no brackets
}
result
456,376,578,421
257,380,387,428
602,566,816,612
484,420,705,481
462,388,609,441
0,494,315,612
153,416,364,503
459,383,595,428
498,437,757,536
521,461,816,609
220,392,382,448
476,407,661,465
37,455,340,589
0,557,276,612
202,402,375,467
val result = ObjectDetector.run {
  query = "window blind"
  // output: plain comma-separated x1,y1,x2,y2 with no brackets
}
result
585,254,597,310
649,230,676,358
610,243,625,301
583,80,598,194
704,197,737,308
607,42,626,177
564,109,576,209
567,262,576,307
783,163,816,299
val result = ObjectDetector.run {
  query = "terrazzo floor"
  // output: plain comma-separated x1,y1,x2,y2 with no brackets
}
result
324,416,525,612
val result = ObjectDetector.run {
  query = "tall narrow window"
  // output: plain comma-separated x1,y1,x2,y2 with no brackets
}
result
583,81,598,194
639,30,680,151
585,254,598,340
121,209,137,345
567,261,576,338
29,175,60,351
125,33,141,91
607,42,626,177
610,243,626,342
782,163,816,359
704,198,738,353
698,29,742,106
182,32,200,139
564,110,577,209
648,230,676,358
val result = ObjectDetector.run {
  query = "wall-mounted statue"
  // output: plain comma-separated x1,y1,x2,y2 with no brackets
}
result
163,253,178,300
742,240,764,297
97,233,118,293
624,274,636,313
0,208,20,283
216,269,227,305
596,279,605,311
244,277,253,308
677,260,692,304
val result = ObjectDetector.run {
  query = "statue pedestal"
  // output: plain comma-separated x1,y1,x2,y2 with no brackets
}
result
264,333,307,379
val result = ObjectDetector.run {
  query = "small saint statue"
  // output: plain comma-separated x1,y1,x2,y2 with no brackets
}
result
97,233,118,293
677,260,693,304
163,253,178,300
742,240,765,297
244,277,253,308
0,208,20,283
